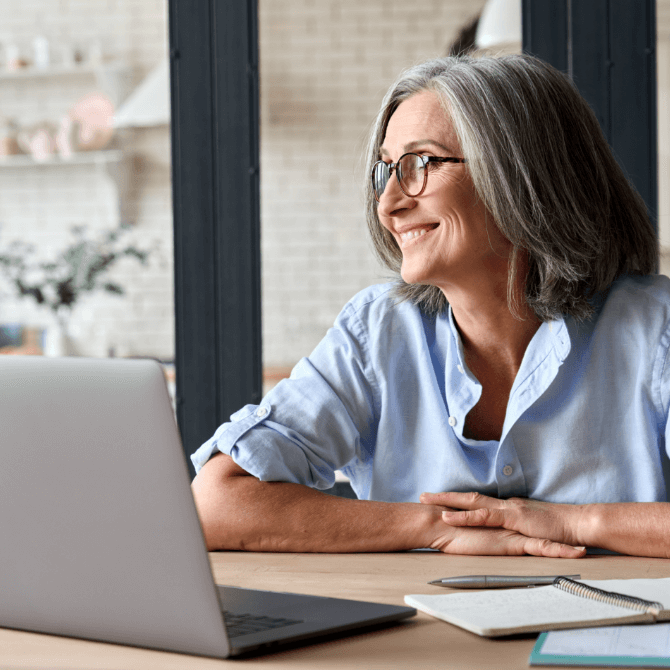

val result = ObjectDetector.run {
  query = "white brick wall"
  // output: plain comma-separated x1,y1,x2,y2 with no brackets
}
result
259,0,487,367
0,0,173,358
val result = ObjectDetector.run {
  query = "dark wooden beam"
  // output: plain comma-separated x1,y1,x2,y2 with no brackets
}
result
522,0,657,230
168,0,262,477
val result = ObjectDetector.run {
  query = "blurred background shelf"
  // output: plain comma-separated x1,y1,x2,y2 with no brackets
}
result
0,149,123,167
0,61,127,81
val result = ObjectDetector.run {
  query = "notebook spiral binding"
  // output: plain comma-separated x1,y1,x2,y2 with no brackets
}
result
553,577,663,615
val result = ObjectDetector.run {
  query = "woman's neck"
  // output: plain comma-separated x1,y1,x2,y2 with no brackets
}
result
440,253,541,381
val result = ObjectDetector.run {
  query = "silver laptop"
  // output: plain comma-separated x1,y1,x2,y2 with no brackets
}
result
0,356,415,658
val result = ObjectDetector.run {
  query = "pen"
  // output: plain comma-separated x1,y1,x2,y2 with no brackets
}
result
428,574,581,588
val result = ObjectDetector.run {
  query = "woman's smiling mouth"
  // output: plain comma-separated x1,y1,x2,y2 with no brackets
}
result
399,223,439,248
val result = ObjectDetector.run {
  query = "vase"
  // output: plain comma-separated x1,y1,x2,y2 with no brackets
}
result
44,314,77,357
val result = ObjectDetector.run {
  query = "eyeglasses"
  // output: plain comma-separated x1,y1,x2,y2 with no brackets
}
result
371,152,467,202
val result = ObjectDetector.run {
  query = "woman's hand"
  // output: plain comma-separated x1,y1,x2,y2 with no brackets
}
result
420,491,588,556
419,497,586,558
428,523,586,557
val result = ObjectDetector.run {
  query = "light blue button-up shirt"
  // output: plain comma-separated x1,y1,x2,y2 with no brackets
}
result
192,275,670,504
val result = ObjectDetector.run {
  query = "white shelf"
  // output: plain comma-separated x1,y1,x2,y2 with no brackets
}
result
0,150,123,168
0,60,138,226
0,61,126,81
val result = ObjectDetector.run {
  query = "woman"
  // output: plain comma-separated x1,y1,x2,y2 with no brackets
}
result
192,55,668,558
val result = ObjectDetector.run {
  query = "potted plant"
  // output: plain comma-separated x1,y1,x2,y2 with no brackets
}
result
0,223,153,355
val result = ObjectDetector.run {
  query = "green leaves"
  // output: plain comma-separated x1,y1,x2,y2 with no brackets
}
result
0,224,154,314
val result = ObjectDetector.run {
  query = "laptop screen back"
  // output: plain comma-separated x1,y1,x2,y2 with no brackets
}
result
0,357,230,658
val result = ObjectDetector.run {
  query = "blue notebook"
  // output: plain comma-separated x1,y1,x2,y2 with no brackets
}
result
530,624,670,667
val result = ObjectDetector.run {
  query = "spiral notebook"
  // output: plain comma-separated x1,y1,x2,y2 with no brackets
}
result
404,578,670,637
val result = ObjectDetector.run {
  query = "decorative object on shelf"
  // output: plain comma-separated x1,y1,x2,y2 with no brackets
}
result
69,92,115,151
58,43,78,68
4,44,27,71
0,117,20,158
55,115,80,159
32,36,50,70
1,37,111,72
73,46,86,64
0,223,153,356
17,121,58,161
7,92,115,163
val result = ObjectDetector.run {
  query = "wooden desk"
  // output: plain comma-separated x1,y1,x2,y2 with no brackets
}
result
2,552,670,669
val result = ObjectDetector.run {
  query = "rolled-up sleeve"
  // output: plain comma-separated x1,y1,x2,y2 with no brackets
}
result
190,294,380,490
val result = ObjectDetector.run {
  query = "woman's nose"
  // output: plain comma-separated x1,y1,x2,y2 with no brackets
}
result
376,177,417,219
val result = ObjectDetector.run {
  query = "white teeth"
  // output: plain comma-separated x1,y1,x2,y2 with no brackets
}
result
400,228,431,242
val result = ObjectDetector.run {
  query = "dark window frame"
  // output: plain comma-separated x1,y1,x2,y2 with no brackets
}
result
168,0,262,477
522,0,657,231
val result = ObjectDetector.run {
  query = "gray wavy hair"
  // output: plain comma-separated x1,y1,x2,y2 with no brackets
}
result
364,55,657,321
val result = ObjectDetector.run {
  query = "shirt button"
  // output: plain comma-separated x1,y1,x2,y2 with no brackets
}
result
255,407,268,418
448,416,457,427
503,465,513,476
457,365,464,374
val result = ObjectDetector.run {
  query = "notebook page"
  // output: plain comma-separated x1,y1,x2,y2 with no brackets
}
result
538,623,670,658
405,585,651,636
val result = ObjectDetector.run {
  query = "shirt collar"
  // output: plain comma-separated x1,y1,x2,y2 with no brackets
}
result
446,303,572,371
447,304,467,371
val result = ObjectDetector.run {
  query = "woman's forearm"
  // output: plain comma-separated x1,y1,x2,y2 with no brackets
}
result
191,454,437,552
191,455,584,556
580,503,670,557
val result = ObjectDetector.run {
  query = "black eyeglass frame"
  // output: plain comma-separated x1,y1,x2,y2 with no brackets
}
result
371,153,467,202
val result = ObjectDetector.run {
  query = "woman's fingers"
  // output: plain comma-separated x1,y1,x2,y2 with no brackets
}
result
521,536,586,559
441,508,507,527
420,491,500,509
437,527,586,558
423,491,581,548
421,492,513,528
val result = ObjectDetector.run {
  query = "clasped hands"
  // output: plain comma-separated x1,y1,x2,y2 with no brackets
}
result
420,491,588,558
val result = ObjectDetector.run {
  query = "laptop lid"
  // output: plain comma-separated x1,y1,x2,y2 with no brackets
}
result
0,356,231,658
